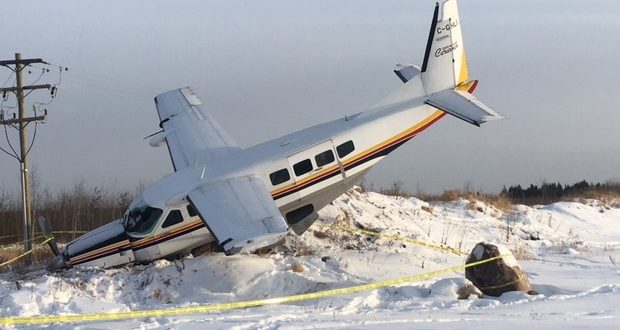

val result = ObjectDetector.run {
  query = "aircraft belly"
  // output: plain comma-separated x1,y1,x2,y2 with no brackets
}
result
272,170,342,208
76,249,135,268
279,169,370,231
132,245,160,262
344,157,382,179
157,226,213,258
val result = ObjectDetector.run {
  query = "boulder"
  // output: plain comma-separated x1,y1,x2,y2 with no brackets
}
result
465,242,535,297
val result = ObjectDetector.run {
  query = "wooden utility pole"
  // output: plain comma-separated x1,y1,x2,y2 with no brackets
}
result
0,53,51,262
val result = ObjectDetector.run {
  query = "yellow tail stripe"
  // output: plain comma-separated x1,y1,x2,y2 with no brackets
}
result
457,49,469,85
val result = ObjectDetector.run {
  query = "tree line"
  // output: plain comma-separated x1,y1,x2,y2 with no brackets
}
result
0,183,133,246
501,180,620,205
2,179,619,246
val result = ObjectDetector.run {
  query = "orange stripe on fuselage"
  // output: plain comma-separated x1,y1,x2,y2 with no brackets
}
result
270,109,445,199
69,220,205,265
129,219,204,250
68,240,131,265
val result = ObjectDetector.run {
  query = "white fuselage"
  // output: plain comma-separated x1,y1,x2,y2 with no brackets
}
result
57,79,450,269
128,85,446,264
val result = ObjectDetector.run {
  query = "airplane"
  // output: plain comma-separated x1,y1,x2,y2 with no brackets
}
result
46,0,502,271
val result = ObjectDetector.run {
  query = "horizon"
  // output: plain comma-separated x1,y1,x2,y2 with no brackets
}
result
1,0,619,195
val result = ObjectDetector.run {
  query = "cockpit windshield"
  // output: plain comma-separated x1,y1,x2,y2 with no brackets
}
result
123,199,163,236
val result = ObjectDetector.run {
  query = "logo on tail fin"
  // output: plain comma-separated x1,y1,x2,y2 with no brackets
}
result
435,42,459,57
420,0,468,95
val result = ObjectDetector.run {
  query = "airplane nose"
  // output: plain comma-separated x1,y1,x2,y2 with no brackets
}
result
46,254,66,271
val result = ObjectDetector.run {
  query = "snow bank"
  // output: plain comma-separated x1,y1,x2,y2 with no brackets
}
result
1,190,620,329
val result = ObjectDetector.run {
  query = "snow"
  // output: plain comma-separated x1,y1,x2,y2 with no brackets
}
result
2,189,620,329
495,244,519,268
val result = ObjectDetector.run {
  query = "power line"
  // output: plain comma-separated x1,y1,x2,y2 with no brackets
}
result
0,53,61,264
0,124,20,161
65,66,158,92
1,72,14,88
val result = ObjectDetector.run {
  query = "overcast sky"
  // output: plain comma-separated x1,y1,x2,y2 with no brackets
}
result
1,0,619,195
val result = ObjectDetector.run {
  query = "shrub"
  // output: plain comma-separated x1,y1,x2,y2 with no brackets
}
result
379,181,412,198
440,189,462,202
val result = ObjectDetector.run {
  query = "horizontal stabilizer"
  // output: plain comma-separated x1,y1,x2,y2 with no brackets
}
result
394,64,421,83
426,89,503,126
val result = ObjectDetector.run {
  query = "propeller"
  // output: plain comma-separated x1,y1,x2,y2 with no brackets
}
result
37,216,60,256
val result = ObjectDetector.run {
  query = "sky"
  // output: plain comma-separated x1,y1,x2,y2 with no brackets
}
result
1,0,619,195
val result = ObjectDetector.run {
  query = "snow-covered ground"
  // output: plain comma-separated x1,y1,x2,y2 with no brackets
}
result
2,189,620,329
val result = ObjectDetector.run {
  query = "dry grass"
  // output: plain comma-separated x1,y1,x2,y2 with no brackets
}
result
0,243,55,269
420,205,433,213
466,198,481,212
511,244,535,260
379,181,412,198
440,189,463,202
548,240,591,254
312,230,329,239
421,188,513,213
489,195,514,212
1,182,135,246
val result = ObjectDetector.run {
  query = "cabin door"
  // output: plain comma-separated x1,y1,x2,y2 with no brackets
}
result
286,140,344,201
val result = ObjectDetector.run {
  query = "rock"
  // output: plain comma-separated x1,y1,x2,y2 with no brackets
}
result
292,262,304,273
465,242,534,297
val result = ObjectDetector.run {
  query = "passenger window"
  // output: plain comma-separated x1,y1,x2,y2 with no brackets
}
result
285,204,315,225
315,150,335,167
162,210,183,229
270,168,291,186
293,159,313,176
336,140,355,158
187,204,198,217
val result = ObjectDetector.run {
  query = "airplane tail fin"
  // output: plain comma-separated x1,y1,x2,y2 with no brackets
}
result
418,0,503,126
420,0,469,95
377,0,503,125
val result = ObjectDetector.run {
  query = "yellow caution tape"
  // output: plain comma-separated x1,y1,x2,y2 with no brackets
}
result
1,230,87,249
0,235,48,251
327,225,467,256
0,254,509,326
0,236,54,268
52,231,89,235
1,231,88,247
2,235,45,250
0,234,19,241
0,230,88,245
477,272,527,291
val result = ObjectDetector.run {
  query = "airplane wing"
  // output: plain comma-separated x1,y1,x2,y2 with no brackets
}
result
188,175,289,255
151,87,288,255
154,87,241,170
